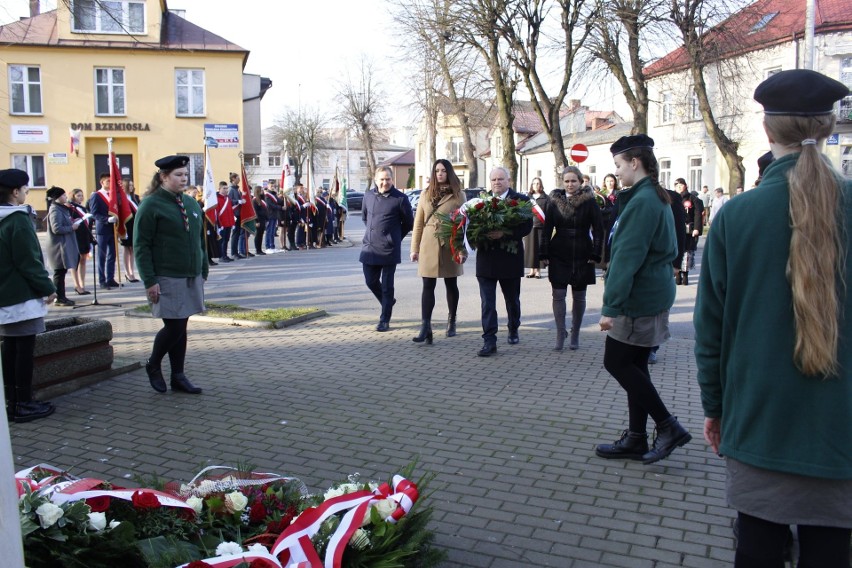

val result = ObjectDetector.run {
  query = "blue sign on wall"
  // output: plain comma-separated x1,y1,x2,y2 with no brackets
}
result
827,133,839,145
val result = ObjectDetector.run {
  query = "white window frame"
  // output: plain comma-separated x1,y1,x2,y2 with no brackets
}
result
175,69,206,117
689,156,703,192
359,155,368,168
95,67,126,116
12,155,46,187
659,159,672,190
689,91,701,121
661,92,674,124
72,0,145,34
449,138,464,163
9,65,42,115
245,154,261,167
268,154,282,167
839,58,852,121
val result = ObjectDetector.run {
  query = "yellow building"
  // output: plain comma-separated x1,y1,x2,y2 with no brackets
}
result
0,0,266,213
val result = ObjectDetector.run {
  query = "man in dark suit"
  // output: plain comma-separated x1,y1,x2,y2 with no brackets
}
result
476,167,533,356
360,166,414,332
88,173,119,289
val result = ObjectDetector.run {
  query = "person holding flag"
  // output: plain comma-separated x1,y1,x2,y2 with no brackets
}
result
135,155,208,395
238,164,258,250
88,173,120,289
523,177,547,279
539,166,604,351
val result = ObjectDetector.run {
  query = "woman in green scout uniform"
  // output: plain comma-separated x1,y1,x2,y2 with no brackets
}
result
0,169,56,422
595,134,692,465
135,156,208,395
695,70,851,567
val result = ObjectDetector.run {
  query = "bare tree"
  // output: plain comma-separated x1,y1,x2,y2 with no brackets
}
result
669,0,747,192
497,0,592,184
337,56,387,182
266,106,327,185
451,0,521,185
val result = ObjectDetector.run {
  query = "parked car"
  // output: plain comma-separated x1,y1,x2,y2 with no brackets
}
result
407,189,422,212
464,188,486,201
344,191,364,210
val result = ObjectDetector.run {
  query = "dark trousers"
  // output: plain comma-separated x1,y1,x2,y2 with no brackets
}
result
219,227,232,258
477,277,521,345
363,263,397,323
254,224,266,253
296,224,306,248
2,334,37,410
287,224,297,250
205,229,218,261
603,335,671,433
149,318,189,374
96,233,116,284
52,268,68,300
735,512,850,568
265,218,277,249
230,220,244,256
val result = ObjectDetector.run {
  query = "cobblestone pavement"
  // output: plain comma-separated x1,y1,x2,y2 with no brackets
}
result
12,223,733,567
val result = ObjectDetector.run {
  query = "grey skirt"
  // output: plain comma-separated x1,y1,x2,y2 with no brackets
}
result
0,317,45,337
607,311,670,347
727,458,852,528
150,276,204,319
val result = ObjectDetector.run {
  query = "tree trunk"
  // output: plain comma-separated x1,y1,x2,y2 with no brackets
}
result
360,123,378,182
488,41,518,187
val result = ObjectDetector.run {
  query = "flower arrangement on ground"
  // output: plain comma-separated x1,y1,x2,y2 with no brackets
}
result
435,191,533,261
17,462,444,568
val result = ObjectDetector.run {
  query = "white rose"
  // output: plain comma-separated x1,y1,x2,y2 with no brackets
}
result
35,503,64,529
186,496,204,514
362,498,398,526
247,543,268,554
108,520,121,529
87,512,107,531
349,528,371,551
323,483,360,501
215,541,243,556
224,491,248,513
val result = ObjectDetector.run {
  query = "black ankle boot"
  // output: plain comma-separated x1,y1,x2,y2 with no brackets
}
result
682,272,689,286
146,360,167,393
446,313,457,337
642,416,692,464
412,321,433,344
595,430,649,460
676,271,683,285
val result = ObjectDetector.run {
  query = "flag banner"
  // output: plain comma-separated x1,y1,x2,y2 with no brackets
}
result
340,178,348,210
240,164,257,235
203,145,218,225
108,149,133,238
280,151,294,190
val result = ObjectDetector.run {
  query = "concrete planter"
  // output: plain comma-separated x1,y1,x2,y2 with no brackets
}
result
29,317,136,399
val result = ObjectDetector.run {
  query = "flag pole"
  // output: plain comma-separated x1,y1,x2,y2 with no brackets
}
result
107,137,124,286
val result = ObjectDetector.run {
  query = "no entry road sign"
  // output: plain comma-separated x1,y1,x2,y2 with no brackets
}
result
570,144,589,163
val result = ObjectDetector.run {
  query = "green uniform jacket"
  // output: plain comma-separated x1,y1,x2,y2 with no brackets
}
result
694,153,852,479
133,188,209,289
0,206,55,307
602,176,677,318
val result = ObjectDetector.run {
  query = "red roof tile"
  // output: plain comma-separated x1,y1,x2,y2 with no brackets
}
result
645,0,852,78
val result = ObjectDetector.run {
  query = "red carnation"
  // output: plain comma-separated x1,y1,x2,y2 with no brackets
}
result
509,199,518,206
86,495,111,512
249,559,279,568
475,202,485,210
249,501,267,524
131,490,160,509
186,562,215,568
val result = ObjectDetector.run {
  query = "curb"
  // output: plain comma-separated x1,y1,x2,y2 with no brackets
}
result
125,309,327,329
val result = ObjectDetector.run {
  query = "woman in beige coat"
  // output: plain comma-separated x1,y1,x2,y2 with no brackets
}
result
410,159,466,344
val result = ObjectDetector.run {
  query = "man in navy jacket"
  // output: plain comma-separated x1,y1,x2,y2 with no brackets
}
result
359,166,414,331
88,173,119,289
476,167,533,356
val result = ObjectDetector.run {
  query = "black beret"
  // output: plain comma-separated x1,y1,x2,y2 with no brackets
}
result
0,168,29,189
754,70,849,116
45,186,66,201
610,134,655,156
757,151,775,176
154,155,190,170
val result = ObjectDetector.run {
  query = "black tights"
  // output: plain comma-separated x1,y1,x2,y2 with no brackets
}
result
421,277,459,321
735,512,851,568
149,318,188,374
2,334,36,408
603,335,671,434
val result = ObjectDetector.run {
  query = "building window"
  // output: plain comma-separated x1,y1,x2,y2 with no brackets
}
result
588,165,597,187
449,138,464,163
840,58,852,122
12,155,46,187
9,65,42,115
244,154,260,167
689,156,703,192
661,92,673,123
322,179,330,190
765,66,782,79
359,156,368,168
72,0,145,34
659,159,672,190
95,68,125,115
268,154,281,167
177,153,204,186
689,91,701,121
175,69,205,116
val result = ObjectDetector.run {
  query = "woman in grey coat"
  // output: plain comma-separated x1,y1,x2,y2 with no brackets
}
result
46,186,81,306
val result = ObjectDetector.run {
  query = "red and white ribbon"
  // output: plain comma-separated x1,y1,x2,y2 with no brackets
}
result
176,548,283,568
533,203,545,224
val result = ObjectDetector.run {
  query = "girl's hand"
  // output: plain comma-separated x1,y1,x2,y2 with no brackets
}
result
146,283,160,304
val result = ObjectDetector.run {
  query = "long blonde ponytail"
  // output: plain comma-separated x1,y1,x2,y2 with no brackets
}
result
765,114,846,377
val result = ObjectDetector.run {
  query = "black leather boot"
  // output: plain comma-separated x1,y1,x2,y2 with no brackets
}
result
412,321,433,344
595,430,649,460
170,373,202,394
642,416,692,464
682,272,689,286
552,288,567,351
676,271,683,285
145,360,167,393
446,313,457,337
569,289,586,350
